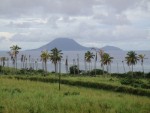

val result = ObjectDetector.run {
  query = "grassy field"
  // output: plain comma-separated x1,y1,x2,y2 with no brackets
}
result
0,77,150,113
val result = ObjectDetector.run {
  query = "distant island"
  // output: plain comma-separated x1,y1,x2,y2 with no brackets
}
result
31,38,124,51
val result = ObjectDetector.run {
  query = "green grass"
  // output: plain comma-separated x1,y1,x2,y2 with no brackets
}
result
0,77,150,113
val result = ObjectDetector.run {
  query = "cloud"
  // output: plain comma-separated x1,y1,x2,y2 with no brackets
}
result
6,21,31,28
0,0,150,50
93,13,130,25
10,32,51,42
0,0,100,18
102,0,140,13
0,36,6,41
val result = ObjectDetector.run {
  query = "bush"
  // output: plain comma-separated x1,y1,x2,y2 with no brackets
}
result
12,76,150,97
69,65,81,75
0,66,2,72
111,73,128,78
146,72,150,78
120,78,150,89
90,69,107,76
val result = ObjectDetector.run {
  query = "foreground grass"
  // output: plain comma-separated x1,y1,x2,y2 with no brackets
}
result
0,77,150,113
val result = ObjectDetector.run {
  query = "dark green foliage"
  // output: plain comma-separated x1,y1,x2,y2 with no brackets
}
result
120,78,150,89
111,71,149,78
90,69,107,76
0,66,2,72
69,65,80,75
0,105,4,113
0,67,49,76
13,76,150,97
146,72,150,78
64,91,80,96
111,73,128,78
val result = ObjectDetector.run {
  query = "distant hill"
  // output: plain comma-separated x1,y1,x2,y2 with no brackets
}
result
31,38,123,51
35,38,88,51
101,46,123,51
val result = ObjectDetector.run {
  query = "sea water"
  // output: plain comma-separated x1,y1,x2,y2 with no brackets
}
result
0,50,150,73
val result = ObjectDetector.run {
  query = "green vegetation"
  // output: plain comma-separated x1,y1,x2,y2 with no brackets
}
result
0,46,150,113
0,77,150,113
9,45,21,69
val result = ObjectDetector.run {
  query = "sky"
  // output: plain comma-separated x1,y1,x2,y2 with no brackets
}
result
0,0,150,51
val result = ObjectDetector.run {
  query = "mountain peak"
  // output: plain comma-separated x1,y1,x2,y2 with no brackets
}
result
37,38,88,51
33,38,123,51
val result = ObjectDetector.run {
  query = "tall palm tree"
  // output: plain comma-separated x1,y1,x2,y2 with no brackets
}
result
101,53,114,74
49,48,63,73
138,54,147,77
125,51,139,77
91,48,97,76
65,56,69,73
8,51,15,68
85,51,95,73
0,57,6,67
10,45,21,69
40,50,50,73
98,49,105,75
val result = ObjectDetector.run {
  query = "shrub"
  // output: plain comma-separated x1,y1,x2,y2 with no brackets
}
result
111,73,128,78
120,78,150,89
90,69,107,76
146,72,150,78
69,65,81,75
0,66,2,72
13,76,150,97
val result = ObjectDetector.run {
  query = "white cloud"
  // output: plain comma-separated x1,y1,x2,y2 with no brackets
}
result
0,0,150,50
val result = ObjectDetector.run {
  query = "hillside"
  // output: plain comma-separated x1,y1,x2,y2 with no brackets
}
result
101,46,123,51
36,38,88,51
33,38,124,51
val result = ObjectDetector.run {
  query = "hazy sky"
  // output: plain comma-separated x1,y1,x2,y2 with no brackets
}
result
0,0,150,50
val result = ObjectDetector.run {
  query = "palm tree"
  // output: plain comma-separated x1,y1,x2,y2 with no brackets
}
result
40,50,50,73
125,51,139,77
0,57,6,67
138,54,147,77
8,51,15,68
91,48,97,76
49,48,63,73
10,45,21,69
98,49,105,75
101,53,114,75
65,56,69,73
85,51,95,73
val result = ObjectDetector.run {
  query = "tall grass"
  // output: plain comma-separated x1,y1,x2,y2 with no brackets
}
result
0,77,150,113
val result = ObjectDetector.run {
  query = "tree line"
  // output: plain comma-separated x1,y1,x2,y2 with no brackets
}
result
0,45,148,77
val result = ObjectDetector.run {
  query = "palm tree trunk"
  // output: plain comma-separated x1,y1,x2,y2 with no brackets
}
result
77,56,79,75
59,60,61,91
102,64,104,75
122,61,126,74
42,61,44,71
132,64,133,78
94,59,96,76
45,61,47,73
54,63,57,73
109,64,111,76
89,62,90,75
84,59,87,73
128,65,131,72
142,63,145,78
117,62,119,73
107,64,109,75
15,55,17,70
7,59,9,67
